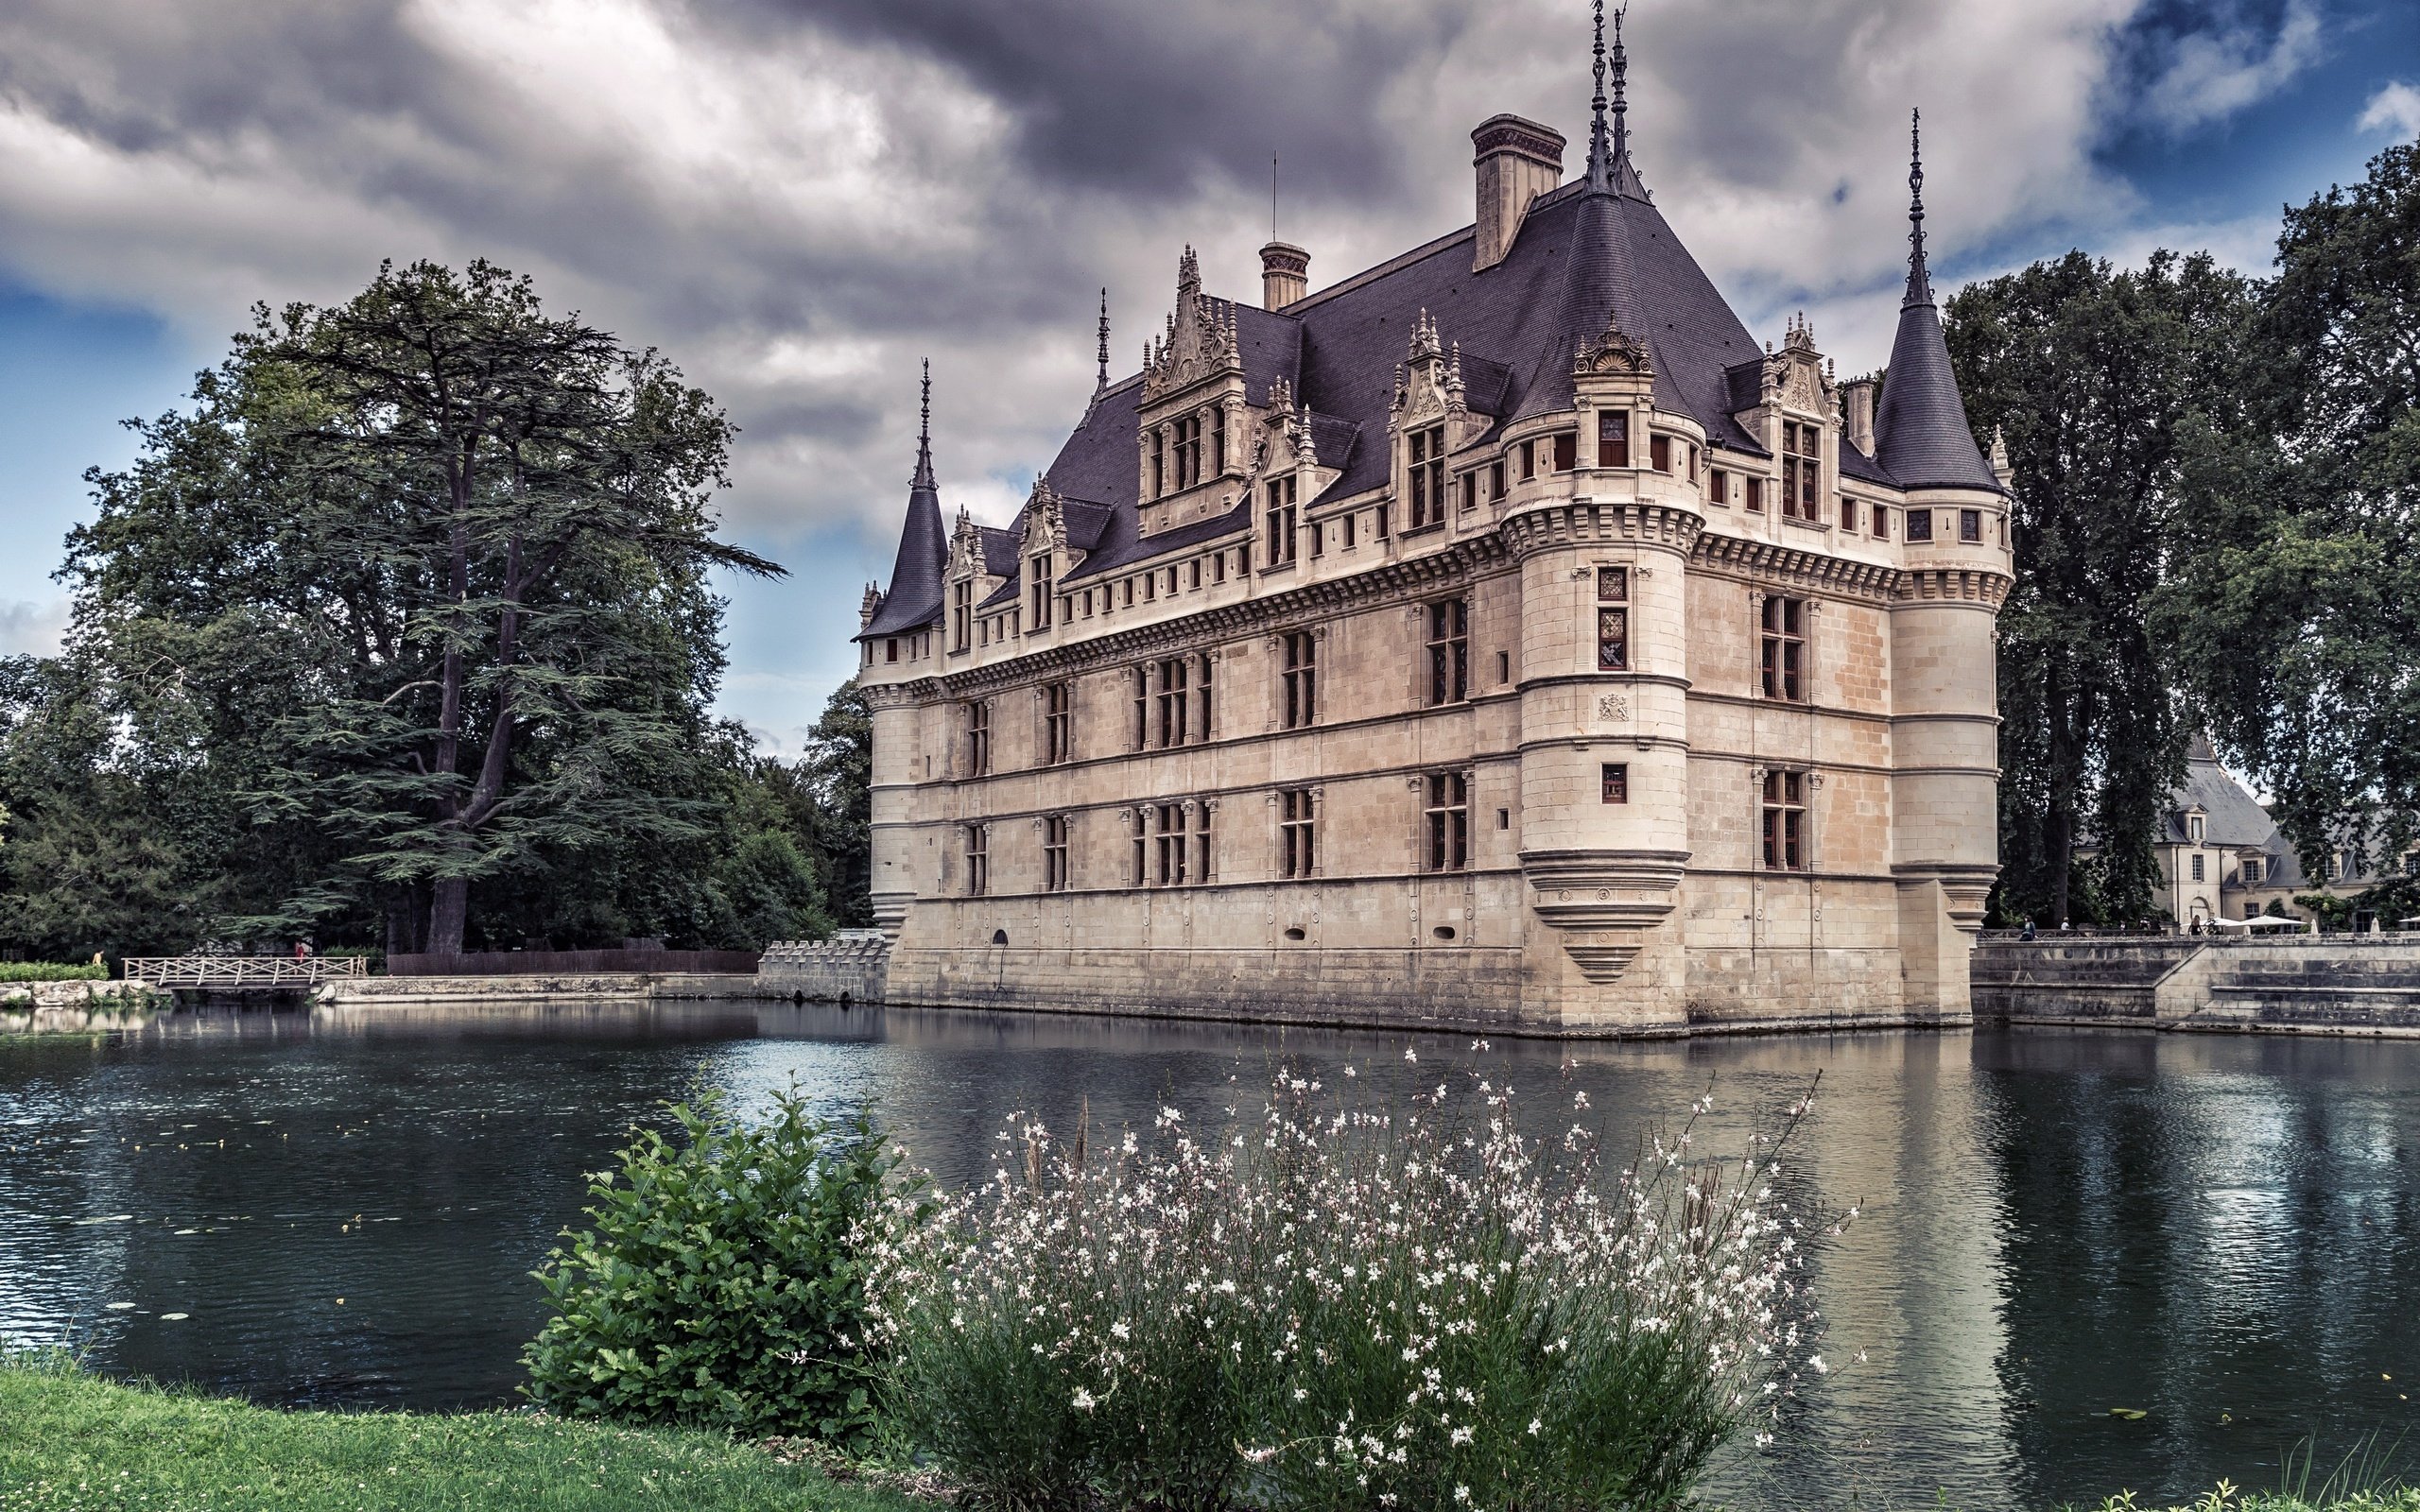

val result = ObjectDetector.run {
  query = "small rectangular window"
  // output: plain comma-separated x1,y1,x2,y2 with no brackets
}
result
1872,506,1890,540
1342,512,1357,549
1212,553,1226,585
1708,467,1728,507
1189,559,1201,590
1496,649,1510,684
885,638,899,663
1907,509,1934,542
1961,508,1983,541
1599,607,1628,671
1309,519,1324,558
1599,410,1630,468
1552,432,1577,472
1746,476,1765,514
1519,439,1535,480
1650,434,1671,472
1489,460,1506,499
1601,764,1629,804
1839,496,1858,533
2191,853,2206,883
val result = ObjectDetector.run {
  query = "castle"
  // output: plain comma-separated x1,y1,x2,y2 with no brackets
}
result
851,13,2013,1035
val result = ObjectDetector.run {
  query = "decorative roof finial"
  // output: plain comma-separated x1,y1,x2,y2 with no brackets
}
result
912,359,936,490
1905,108,1934,308
1610,4,1630,169
1096,288,1110,392
1585,0,1611,192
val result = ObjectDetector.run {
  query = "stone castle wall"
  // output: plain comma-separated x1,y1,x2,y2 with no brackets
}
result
1975,937,2420,1034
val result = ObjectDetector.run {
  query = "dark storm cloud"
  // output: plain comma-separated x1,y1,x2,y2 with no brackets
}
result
700,0,1472,204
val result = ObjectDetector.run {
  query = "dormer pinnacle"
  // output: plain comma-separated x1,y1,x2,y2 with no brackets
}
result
1096,289,1110,393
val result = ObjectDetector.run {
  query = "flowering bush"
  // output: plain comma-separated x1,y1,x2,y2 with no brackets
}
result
523,1090,921,1448
866,1057,1835,1512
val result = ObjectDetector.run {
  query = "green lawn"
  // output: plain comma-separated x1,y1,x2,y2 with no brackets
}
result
0,1358,926,1512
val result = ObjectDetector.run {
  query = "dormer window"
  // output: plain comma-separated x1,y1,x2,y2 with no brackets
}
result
1266,476,1299,565
1782,422,1821,522
951,579,973,654
1175,416,1203,490
1151,427,1167,498
1212,407,1226,473
1028,554,1054,630
2188,814,2205,844
1408,424,1446,528
1599,411,1630,468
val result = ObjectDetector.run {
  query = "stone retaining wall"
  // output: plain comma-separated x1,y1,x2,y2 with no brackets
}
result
1975,938,2420,1035
317,971,782,1006
756,938,890,1005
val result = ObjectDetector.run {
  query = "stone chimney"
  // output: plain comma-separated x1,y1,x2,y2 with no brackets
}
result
1841,376,1876,456
1472,113,1565,272
1259,241,1309,310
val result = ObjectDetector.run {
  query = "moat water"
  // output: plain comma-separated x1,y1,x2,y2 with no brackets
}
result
4,1005,2417,1510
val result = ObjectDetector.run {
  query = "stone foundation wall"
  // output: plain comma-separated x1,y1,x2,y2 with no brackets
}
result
318,971,778,1005
758,939,890,1005
1975,938,2420,1034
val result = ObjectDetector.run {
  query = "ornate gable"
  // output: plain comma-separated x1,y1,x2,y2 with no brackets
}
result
1141,247,1243,404
947,506,987,581
1390,310,1468,430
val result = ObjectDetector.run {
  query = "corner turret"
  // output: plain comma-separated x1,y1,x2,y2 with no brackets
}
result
1874,111,2002,493
860,361,951,641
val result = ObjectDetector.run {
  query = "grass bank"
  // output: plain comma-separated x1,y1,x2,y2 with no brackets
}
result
0,1358,924,1512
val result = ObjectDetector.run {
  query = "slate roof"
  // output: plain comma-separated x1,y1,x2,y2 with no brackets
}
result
869,86,2000,621
860,421,948,639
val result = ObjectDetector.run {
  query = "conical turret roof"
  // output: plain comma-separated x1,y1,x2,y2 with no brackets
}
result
1874,112,2004,494
861,361,950,639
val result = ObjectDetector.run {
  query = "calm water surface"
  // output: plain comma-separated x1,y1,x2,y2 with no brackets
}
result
4,1004,2418,1509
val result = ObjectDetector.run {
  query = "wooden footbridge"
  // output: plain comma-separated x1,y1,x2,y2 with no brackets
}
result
123,956,370,990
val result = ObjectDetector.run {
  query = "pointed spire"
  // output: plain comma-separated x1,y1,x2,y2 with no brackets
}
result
1096,288,1110,392
912,359,936,490
1904,108,1934,308
863,359,950,639
1876,111,2000,493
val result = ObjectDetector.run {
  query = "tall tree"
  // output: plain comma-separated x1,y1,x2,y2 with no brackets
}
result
2161,144,2420,877
62,260,779,954
1945,250,2256,924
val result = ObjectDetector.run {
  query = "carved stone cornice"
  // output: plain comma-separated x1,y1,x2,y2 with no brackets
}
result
1691,531,1899,604
1893,566,2012,609
931,532,1512,697
861,679,942,711
1498,498,1703,559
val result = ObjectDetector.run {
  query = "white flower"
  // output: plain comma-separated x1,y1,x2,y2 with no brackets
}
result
1808,1354,1826,1374
1405,1046,1418,1062
1454,1486,1471,1503
1110,1320,1131,1340
1449,1426,1474,1445
1072,1387,1097,1411
1527,1418,1543,1436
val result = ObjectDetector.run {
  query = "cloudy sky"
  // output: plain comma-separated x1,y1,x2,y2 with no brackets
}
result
1,0,2413,750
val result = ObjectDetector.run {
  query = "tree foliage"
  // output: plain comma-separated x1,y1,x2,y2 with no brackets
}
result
0,260,860,959
2160,143,2420,878
1946,249,2256,924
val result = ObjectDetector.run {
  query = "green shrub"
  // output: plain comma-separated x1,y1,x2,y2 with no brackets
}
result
523,1090,921,1448
867,1065,1829,1512
0,963,108,983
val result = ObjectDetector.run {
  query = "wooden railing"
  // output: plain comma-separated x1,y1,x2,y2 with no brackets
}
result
123,956,371,988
